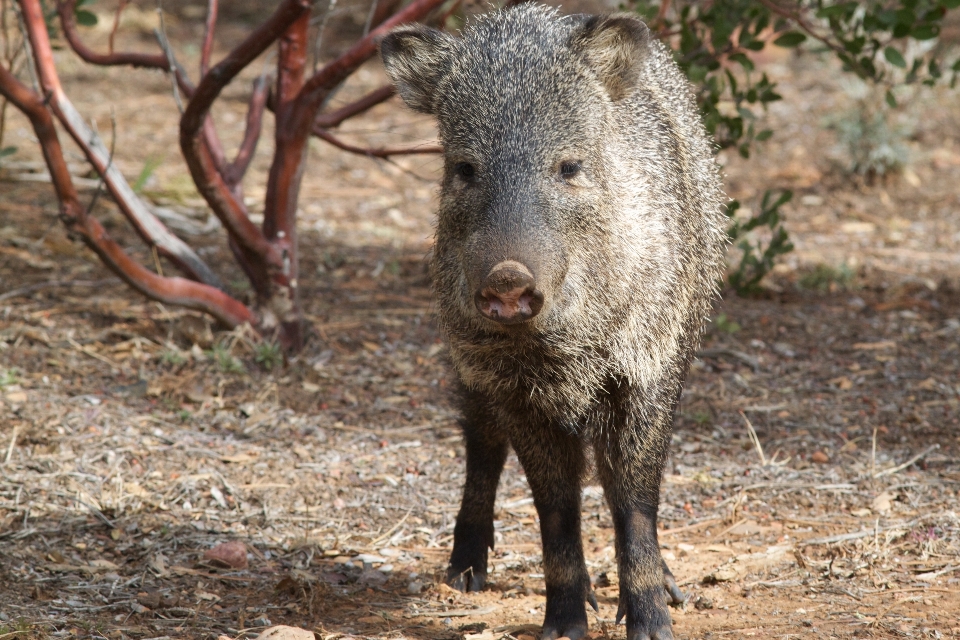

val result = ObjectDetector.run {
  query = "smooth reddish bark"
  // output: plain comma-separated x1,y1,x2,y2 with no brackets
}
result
8,0,450,351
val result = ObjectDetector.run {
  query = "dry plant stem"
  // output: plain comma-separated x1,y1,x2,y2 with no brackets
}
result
0,64,254,327
739,410,767,465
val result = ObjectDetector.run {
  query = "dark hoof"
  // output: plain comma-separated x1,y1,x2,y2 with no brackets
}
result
616,585,674,640
541,622,588,640
445,565,485,592
661,560,685,606
628,627,675,640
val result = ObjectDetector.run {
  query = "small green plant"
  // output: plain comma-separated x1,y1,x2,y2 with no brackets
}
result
831,104,910,179
799,263,855,291
713,312,742,334
132,155,162,193
177,409,192,422
0,368,20,387
159,348,186,366
726,190,795,296
254,341,283,371
209,345,245,374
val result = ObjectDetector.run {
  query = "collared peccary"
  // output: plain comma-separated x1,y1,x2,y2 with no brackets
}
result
381,6,727,640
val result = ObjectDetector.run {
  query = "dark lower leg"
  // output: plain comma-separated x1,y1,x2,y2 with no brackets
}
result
446,406,509,592
511,427,589,640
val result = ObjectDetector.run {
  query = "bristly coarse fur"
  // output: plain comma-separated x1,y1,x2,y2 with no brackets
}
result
388,5,727,428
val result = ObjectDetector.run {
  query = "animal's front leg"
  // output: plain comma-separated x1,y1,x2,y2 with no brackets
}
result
594,400,677,640
446,392,509,592
511,423,591,640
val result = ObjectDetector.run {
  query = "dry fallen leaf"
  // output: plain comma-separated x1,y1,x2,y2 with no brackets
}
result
827,376,853,390
872,491,894,514
811,451,830,464
202,540,248,569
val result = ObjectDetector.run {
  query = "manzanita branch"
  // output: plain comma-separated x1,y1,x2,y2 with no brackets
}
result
200,0,218,77
0,63,253,327
315,84,395,129
108,0,128,54
312,127,442,157
57,0,196,99
23,0,222,287
223,74,269,188
180,0,310,274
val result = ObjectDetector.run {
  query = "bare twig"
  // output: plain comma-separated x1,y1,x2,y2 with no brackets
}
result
200,0,218,76
315,84,396,129
0,278,119,302
153,1,183,113
873,444,940,478
84,109,116,217
313,127,442,158
223,74,270,187
697,347,760,371
108,0,129,54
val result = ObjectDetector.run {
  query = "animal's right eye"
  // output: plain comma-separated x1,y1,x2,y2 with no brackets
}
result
455,162,476,179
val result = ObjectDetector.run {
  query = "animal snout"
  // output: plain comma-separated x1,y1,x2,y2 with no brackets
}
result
474,260,544,324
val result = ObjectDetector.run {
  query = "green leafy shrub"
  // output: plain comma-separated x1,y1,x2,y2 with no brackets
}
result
630,0,959,294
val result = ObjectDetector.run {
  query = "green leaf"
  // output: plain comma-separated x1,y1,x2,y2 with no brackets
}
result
884,46,907,68
943,0,960,9
75,9,98,26
0,146,16,159
729,52,755,72
885,89,897,107
773,32,806,47
911,24,939,40
755,129,773,141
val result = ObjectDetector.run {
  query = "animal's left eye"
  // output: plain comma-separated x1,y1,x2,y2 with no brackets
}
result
559,161,581,180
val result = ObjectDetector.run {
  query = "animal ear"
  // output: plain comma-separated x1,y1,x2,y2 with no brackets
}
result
571,14,651,101
379,25,455,114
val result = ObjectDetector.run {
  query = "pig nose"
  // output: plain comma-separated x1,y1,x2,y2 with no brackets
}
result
474,261,544,324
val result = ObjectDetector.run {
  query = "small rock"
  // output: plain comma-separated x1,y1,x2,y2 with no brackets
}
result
355,553,386,564
136,589,160,609
772,342,796,358
703,566,738,583
407,580,425,594
810,451,830,464
252,617,272,627
203,540,249,569
256,626,315,640
695,596,714,610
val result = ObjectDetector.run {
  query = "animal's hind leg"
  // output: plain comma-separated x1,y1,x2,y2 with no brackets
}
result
446,391,509,592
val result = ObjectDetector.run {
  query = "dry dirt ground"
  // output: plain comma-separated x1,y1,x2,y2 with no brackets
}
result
1,8,960,640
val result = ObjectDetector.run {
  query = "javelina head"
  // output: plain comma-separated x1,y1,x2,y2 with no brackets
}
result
381,6,651,331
